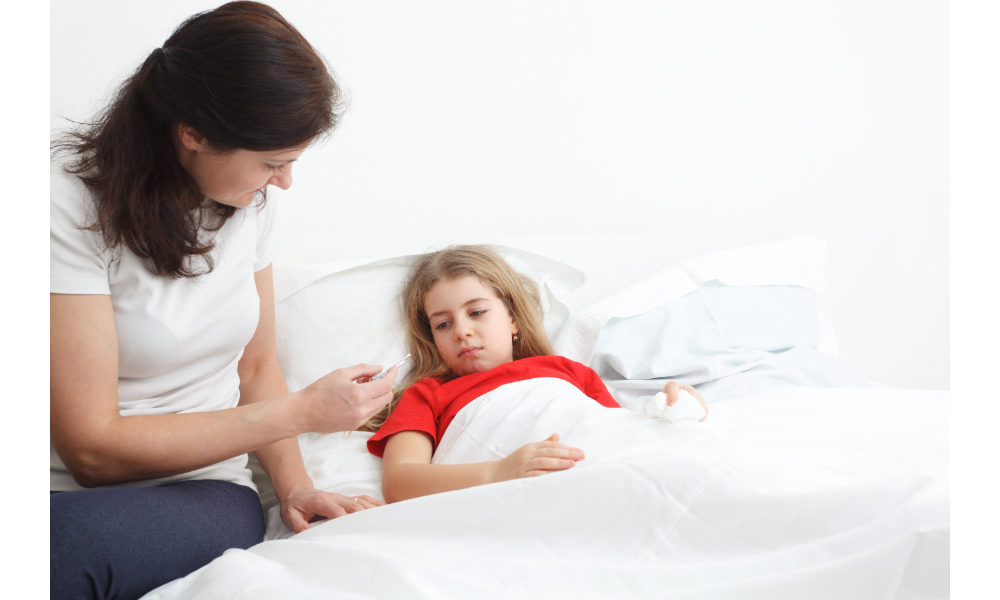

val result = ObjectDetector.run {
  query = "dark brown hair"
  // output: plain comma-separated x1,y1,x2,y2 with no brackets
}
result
51,1,344,278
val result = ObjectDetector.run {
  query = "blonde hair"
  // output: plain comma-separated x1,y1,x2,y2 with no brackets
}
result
358,245,554,433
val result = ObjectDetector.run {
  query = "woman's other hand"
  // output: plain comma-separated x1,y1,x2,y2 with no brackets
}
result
279,484,384,534
660,381,708,422
296,364,398,433
490,433,584,482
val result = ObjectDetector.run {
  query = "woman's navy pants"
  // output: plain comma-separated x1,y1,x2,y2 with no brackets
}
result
50,479,265,600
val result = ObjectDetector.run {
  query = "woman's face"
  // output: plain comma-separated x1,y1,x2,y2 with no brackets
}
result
423,276,519,377
177,125,308,208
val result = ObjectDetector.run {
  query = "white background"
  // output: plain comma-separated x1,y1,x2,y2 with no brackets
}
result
50,0,949,390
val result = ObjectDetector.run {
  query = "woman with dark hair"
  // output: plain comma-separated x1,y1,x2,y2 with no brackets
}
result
50,3,395,598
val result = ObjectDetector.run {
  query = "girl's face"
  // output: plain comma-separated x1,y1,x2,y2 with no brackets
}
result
177,124,307,208
423,276,520,376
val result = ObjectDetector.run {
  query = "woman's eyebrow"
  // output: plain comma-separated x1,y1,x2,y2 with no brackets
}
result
428,298,489,319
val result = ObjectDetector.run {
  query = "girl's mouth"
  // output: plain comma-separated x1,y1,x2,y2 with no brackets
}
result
459,347,481,358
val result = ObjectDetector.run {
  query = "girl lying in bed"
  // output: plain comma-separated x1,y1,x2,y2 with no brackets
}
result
360,245,708,503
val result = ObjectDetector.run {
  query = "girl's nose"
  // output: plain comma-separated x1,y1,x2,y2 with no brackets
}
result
454,320,474,340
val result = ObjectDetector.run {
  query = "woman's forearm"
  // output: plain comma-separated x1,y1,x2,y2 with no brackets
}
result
62,392,308,488
237,359,313,499
382,461,498,503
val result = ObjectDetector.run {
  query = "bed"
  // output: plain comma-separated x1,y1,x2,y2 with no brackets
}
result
142,239,949,599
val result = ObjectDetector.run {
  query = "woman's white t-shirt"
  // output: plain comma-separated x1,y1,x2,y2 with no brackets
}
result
49,163,284,492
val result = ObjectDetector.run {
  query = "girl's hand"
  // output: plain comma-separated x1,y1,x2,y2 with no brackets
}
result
660,381,709,422
279,484,385,534
490,433,585,482
295,364,397,433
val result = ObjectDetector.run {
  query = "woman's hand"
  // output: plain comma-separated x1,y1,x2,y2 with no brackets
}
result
490,433,585,482
660,381,709,422
295,364,398,433
279,484,384,534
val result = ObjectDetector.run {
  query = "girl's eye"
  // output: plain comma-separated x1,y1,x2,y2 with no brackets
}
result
470,310,486,317
268,164,285,172
435,321,451,330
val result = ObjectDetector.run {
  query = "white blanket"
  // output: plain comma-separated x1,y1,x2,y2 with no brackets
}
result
144,383,949,599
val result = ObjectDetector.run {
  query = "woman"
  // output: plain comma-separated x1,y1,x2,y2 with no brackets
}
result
49,3,394,598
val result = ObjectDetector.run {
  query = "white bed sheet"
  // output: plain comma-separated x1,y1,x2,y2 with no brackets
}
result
144,384,949,600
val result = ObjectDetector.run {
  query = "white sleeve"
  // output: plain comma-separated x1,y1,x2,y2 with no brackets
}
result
50,166,113,295
254,196,285,272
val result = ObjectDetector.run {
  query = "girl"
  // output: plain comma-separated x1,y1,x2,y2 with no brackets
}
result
361,245,708,503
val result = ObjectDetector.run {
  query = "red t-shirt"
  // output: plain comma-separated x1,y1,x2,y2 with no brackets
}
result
367,355,620,457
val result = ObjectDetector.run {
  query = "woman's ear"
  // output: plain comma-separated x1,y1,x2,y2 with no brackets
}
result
177,123,208,152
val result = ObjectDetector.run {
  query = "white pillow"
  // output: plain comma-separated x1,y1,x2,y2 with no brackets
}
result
591,281,825,381
274,246,586,395
550,238,858,411
553,238,833,366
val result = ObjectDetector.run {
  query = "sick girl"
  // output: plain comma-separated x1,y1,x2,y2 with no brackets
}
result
362,245,708,503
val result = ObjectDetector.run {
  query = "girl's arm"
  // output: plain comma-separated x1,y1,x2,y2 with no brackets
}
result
381,431,585,503
50,290,397,489
660,380,709,421
238,265,384,532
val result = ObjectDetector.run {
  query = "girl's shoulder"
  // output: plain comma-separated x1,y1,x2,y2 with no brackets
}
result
405,357,595,399
515,355,602,383
410,376,441,389
403,375,450,397
517,354,589,371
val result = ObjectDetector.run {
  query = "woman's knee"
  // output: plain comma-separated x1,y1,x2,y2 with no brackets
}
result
166,480,265,550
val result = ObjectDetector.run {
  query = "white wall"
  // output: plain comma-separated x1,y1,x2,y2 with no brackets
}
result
50,0,948,389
